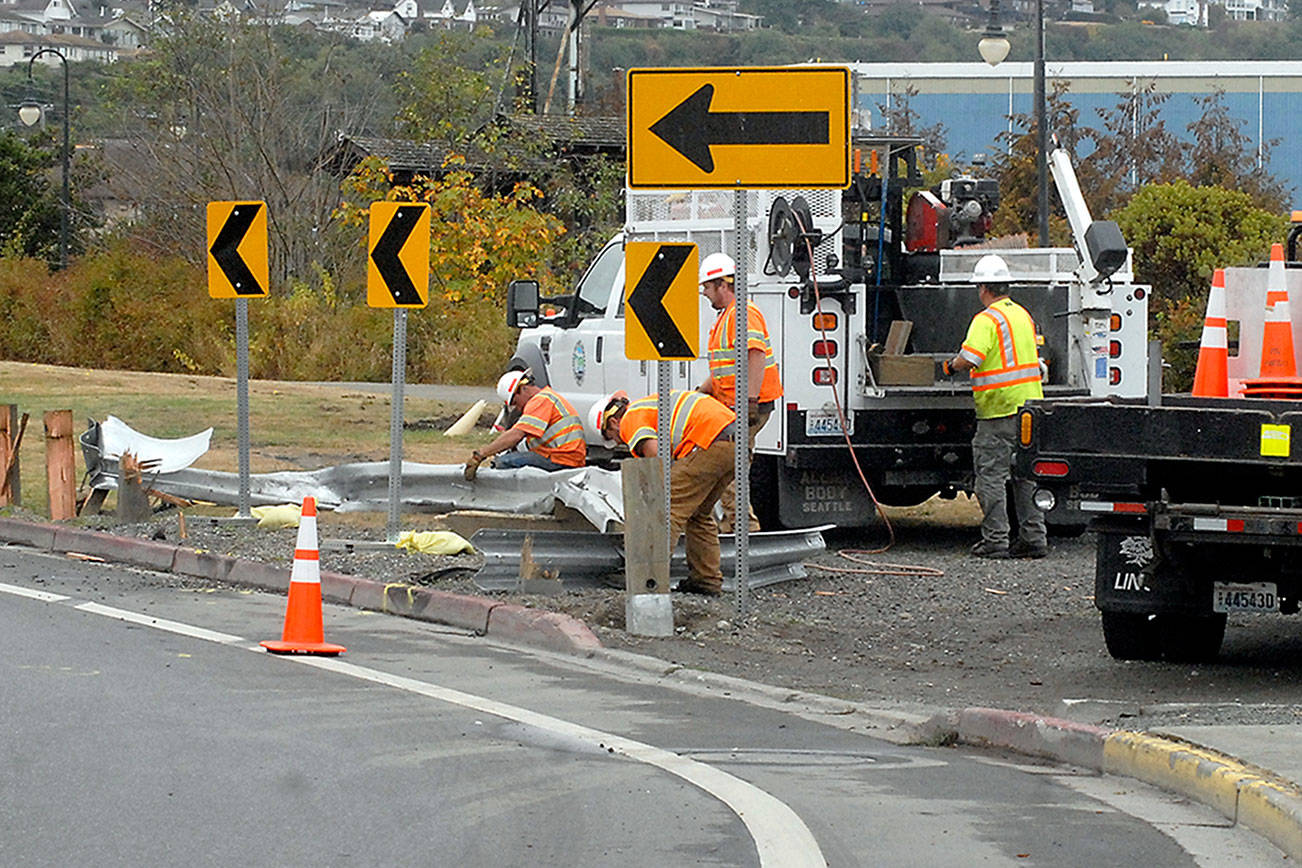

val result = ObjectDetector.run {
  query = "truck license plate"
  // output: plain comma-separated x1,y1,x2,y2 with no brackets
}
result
806,410,852,437
1213,582,1278,614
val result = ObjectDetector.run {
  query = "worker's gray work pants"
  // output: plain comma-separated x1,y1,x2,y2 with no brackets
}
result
972,415,1047,548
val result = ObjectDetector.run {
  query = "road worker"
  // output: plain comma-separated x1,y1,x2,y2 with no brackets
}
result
942,254,1048,559
464,370,585,478
696,251,783,533
590,389,736,595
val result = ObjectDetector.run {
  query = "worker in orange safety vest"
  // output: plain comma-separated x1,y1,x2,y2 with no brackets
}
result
464,370,586,478
942,254,1048,560
589,389,737,595
696,251,783,533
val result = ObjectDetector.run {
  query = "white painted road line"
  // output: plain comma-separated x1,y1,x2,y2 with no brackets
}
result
0,581,69,603
1,581,827,868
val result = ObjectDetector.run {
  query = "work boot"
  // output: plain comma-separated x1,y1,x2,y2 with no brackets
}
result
970,540,1010,559
1009,539,1049,559
678,576,723,596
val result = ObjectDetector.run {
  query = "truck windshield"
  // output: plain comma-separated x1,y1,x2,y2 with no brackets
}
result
573,241,622,319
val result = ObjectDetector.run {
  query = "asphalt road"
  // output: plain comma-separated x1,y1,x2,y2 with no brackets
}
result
0,548,1286,866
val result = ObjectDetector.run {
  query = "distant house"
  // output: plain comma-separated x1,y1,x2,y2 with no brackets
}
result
1138,0,1207,25
1222,0,1286,20
0,29,123,66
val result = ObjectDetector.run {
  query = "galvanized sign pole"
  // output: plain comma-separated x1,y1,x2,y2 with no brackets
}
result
732,191,750,621
235,298,252,518
387,308,407,543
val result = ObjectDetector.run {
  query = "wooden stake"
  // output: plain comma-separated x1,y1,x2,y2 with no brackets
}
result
43,410,75,520
0,406,27,507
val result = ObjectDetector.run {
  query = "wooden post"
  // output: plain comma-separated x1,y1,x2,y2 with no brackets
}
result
0,405,13,507
621,457,673,637
44,409,75,520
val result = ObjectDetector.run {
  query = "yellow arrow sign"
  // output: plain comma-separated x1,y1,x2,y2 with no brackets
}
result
627,66,850,190
368,202,430,309
625,242,699,361
206,201,269,298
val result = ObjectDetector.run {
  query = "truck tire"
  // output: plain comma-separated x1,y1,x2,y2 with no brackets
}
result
749,455,781,530
1100,611,1226,662
1100,611,1162,661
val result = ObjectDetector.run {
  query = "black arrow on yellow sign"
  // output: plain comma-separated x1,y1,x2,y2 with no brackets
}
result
371,205,427,306
628,244,694,358
209,202,265,297
650,83,829,173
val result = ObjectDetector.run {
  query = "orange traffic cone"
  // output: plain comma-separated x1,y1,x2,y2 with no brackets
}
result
1192,268,1229,397
1258,243,1296,378
260,496,346,656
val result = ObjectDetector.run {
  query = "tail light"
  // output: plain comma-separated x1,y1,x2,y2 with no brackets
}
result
1109,367,1121,386
812,340,838,359
1033,460,1070,477
812,312,838,331
813,367,837,386
1109,340,1121,358
1110,313,1121,331
1018,410,1033,446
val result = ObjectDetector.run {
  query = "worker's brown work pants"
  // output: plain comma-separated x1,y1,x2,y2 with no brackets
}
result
719,405,771,534
670,437,737,586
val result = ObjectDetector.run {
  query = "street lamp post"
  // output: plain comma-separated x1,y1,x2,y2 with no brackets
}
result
18,48,70,270
980,0,1050,247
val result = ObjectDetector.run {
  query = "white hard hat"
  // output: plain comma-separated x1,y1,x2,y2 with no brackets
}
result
587,391,629,446
972,253,1012,285
699,252,736,285
496,369,530,404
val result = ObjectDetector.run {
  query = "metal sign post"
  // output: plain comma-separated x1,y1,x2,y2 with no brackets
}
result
367,202,431,543
387,309,407,542
732,191,750,621
206,200,268,521
235,299,252,518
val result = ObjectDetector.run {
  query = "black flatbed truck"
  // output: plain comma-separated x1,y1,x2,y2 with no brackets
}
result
1016,393,1302,661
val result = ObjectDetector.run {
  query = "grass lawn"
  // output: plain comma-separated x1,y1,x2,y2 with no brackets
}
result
0,361,490,518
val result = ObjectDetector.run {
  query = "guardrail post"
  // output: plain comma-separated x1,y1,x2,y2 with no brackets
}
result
44,409,75,520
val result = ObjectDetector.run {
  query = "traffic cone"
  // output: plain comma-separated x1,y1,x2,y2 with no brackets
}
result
1258,243,1296,378
260,496,346,656
1191,268,1229,397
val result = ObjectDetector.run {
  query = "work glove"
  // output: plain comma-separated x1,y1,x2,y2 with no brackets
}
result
747,397,761,426
936,359,953,380
463,450,483,482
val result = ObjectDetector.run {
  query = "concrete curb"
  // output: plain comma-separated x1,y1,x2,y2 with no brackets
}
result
0,516,599,656
930,707,1302,860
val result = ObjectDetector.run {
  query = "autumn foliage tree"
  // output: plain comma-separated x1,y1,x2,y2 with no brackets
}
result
335,156,564,383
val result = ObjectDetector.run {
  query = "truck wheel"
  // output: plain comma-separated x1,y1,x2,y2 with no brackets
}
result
1159,613,1226,663
1100,611,1162,661
749,456,781,530
1100,611,1226,662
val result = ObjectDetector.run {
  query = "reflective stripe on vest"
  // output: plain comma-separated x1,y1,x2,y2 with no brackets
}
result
522,389,585,450
707,304,781,402
968,303,1040,392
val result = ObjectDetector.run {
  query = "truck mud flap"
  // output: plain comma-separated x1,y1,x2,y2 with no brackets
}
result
1094,522,1209,616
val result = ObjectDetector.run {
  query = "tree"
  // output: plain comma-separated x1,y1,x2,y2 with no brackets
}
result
988,81,1084,242
1112,182,1288,390
102,12,398,282
0,131,62,262
1186,88,1287,212
1089,78,1185,197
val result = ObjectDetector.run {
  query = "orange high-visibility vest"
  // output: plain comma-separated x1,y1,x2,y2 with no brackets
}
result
513,387,587,467
708,302,783,406
620,390,735,459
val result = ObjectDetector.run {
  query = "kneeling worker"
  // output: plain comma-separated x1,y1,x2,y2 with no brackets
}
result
590,389,736,595
464,370,585,476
